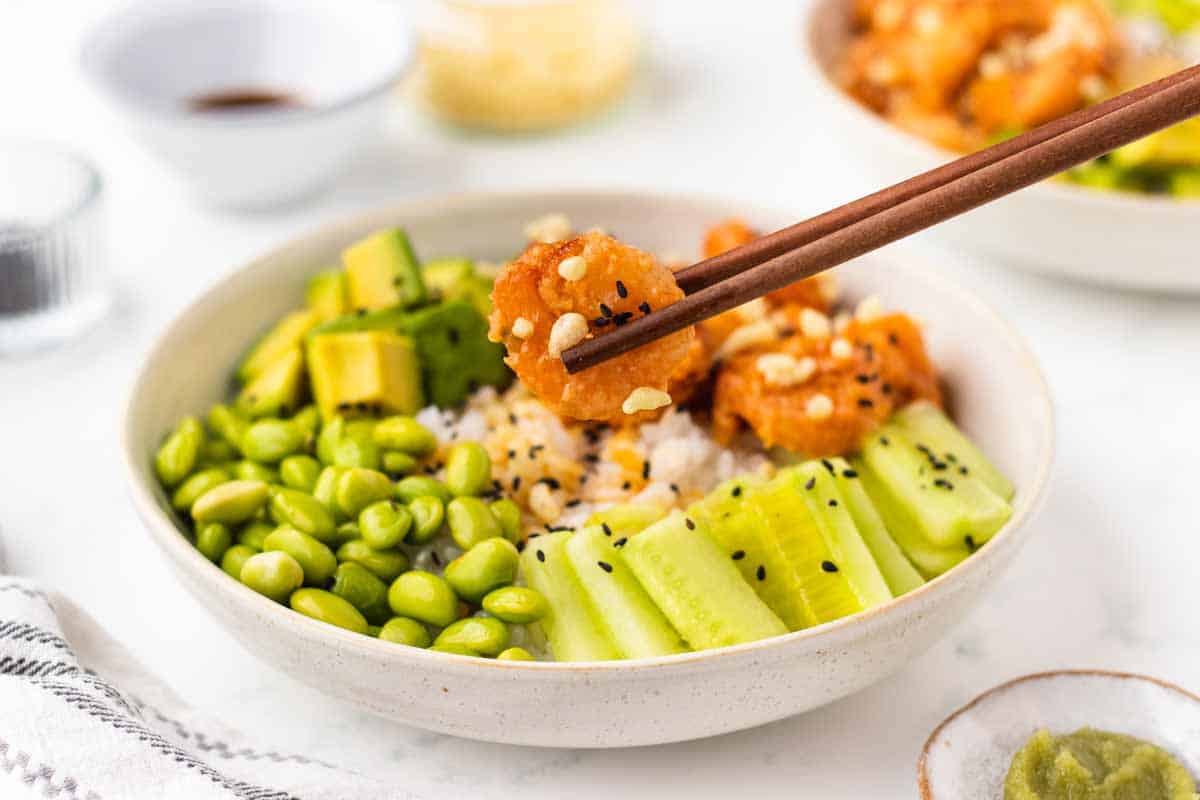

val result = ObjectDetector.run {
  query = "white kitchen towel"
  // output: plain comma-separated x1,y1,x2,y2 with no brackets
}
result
0,578,414,800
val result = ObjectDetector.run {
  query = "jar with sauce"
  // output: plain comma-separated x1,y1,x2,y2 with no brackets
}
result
412,0,640,132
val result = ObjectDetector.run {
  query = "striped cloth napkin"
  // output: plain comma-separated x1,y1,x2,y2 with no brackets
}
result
0,578,412,800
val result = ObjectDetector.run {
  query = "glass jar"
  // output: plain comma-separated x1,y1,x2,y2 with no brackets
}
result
412,0,640,132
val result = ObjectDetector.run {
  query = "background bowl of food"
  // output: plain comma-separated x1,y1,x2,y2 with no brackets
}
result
122,190,1053,747
799,0,1200,292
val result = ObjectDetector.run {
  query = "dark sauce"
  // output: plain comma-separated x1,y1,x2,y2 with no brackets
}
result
188,88,304,113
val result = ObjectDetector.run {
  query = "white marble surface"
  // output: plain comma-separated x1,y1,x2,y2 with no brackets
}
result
3,1,1200,797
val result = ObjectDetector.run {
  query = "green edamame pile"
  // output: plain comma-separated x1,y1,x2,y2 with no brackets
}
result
155,408,546,660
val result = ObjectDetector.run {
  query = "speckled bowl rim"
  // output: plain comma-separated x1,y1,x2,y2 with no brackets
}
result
797,0,1200,217
916,669,1200,799
121,189,1055,675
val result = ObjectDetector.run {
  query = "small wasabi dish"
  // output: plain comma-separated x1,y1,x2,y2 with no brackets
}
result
123,191,1052,746
919,671,1200,799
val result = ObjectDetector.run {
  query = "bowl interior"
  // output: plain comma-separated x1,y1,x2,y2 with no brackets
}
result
124,190,1053,669
82,0,410,114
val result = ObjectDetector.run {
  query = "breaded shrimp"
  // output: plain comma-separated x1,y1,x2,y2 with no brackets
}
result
712,311,940,456
701,218,835,312
488,232,694,423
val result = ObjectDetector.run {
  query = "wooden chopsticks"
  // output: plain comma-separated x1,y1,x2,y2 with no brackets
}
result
562,63,1200,375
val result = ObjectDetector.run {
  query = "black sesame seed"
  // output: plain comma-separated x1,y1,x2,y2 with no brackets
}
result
934,478,955,490
732,550,746,560
431,552,442,567
511,476,521,491
507,449,516,459
639,301,651,314
959,466,970,475
613,311,634,326
593,317,611,327
565,498,582,508
616,280,628,298
821,560,838,573
756,565,766,581
536,549,545,562
356,308,368,317
622,481,631,490
508,413,518,425
821,459,835,474
614,537,628,548
447,328,460,345
857,398,874,408
598,561,613,573
842,469,858,478
537,476,561,490
685,517,695,530
855,374,872,384
879,436,890,446
964,535,977,552
601,522,612,537
888,332,900,346
731,485,743,498
584,453,600,463
804,477,816,491
827,499,838,507
670,483,680,494
599,303,613,318
516,540,526,552
881,383,893,395
642,461,651,479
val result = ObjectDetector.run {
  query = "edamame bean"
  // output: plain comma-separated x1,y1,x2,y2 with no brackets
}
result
334,521,362,544
242,419,305,463
192,480,269,525
290,405,320,438
220,544,258,579
433,617,510,657
429,643,478,656
443,538,519,602
240,550,303,602
330,562,391,624
279,455,322,492
335,468,394,518
445,442,491,497
171,468,230,512
206,404,248,452
381,451,417,477
289,588,368,634
268,487,336,542
196,522,232,563
481,586,548,624
233,460,279,484
489,498,523,543
315,416,345,465
366,625,381,637
387,571,458,628
334,420,379,470
155,416,205,487
336,540,410,583
312,466,346,514
372,416,437,455
200,439,238,466
358,501,412,550
446,496,503,550
377,617,432,648
262,526,337,586
406,495,445,544
496,647,534,661
237,520,274,550
395,476,452,505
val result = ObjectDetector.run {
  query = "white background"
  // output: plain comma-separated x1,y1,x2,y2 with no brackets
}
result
2,1,1199,797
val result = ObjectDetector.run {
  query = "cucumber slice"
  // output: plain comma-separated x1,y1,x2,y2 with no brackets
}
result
519,532,620,661
584,503,668,539
564,526,688,658
893,401,1014,500
622,511,787,650
854,458,970,578
830,457,925,596
754,473,870,625
791,462,893,609
687,476,813,631
862,426,1011,549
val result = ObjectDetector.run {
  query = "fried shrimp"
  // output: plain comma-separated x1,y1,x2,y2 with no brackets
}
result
488,231,694,422
701,218,835,312
712,310,941,456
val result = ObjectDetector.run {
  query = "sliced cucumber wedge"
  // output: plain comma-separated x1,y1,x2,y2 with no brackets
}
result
830,457,925,596
520,531,619,662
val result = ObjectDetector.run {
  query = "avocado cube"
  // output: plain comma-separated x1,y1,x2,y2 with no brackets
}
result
421,259,494,317
237,309,318,383
342,228,427,312
236,347,306,418
305,305,408,341
306,270,348,322
307,331,424,421
398,300,512,408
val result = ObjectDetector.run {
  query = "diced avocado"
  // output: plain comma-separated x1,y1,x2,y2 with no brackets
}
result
423,259,494,317
1169,169,1200,198
306,331,424,421
237,309,318,383
1111,119,1200,168
342,228,426,312
236,347,306,418
398,300,512,408
306,270,348,322
306,305,408,340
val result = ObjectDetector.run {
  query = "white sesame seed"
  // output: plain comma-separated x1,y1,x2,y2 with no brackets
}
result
855,295,883,323
874,0,904,30
800,308,831,339
548,313,588,358
557,255,587,281
831,338,854,360
524,213,572,244
512,317,534,339
805,393,834,420
1080,74,1107,102
713,320,778,361
756,353,817,387
622,387,672,415
833,311,852,334
979,53,1009,79
866,57,899,85
913,6,942,34
816,272,839,304
529,482,562,523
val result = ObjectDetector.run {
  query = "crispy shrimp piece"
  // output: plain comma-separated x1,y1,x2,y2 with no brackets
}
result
488,232,694,423
712,311,940,456
701,218,834,312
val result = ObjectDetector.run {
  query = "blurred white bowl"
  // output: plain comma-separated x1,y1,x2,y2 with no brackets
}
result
122,190,1054,747
81,0,411,210
799,0,1200,293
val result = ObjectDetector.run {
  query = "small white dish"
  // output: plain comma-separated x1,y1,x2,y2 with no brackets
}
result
121,190,1054,748
81,0,412,210
919,670,1200,798
799,0,1200,293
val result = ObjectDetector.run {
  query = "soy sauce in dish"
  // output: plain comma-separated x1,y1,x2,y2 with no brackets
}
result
188,88,304,113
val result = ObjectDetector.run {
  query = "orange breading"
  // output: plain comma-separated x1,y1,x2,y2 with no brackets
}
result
701,218,832,312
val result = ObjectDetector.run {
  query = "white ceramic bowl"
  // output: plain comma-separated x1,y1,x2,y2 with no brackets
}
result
121,191,1054,747
799,0,1200,293
81,0,411,210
